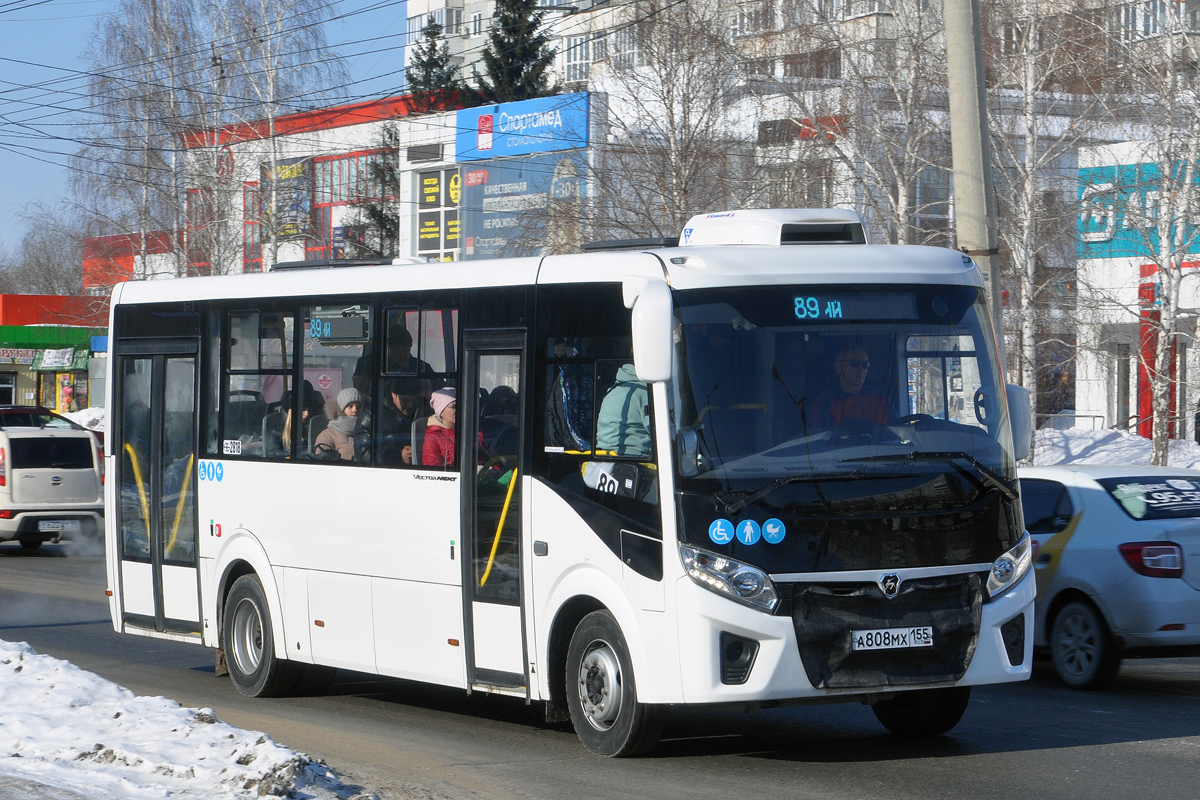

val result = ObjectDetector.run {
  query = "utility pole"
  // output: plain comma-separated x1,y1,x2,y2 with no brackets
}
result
944,0,1003,366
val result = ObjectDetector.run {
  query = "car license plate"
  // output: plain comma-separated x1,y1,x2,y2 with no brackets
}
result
851,626,934,651
37,520,81,534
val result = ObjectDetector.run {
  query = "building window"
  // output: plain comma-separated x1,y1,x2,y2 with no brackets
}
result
783,48,841,79
243,182,261,273
472,12,483,35
564,35,590,82
742,58,775,77
613,25,644,70
913,166,951,243
186,188,213,276
408,8,462,40
734,0,772,35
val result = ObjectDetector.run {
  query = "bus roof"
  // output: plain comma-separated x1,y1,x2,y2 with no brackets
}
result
110,244,980,306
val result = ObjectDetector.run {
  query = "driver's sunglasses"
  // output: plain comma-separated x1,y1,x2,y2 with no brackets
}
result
841,359,870,368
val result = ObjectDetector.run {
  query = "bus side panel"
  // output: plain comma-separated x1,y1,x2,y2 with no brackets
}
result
199,460,464,680
527,479,685,704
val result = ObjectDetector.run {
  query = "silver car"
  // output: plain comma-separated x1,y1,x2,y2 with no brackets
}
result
0,411,104,550
1018,465,1200,688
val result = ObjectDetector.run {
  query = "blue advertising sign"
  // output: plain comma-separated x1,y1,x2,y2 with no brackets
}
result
1079,161,1200,260
461,151,587,260
456,93,589,162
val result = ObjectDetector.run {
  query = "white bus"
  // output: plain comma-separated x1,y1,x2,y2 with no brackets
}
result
105,209,1034,756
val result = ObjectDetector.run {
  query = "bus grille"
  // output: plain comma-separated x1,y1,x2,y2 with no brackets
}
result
787,573,982,690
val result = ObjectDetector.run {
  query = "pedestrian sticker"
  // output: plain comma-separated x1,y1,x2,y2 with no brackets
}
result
763,518,786,544
736,519,761,545
709,519,734,545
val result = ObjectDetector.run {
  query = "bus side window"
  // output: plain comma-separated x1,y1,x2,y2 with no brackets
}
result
302,304,372,463
222,309,294,459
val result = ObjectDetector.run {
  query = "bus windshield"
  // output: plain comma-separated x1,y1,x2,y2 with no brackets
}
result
673,284,1020,573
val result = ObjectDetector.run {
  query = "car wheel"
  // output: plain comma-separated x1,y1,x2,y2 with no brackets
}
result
565,610,664,757
19,539,42,550
1050,600,1121,689
872,686,971,736
223,574,297,697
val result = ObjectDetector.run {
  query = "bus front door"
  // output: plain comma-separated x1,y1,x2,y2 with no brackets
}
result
461,334,527,692
115,343,201,636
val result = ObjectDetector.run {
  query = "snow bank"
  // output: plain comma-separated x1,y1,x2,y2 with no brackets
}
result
0,641,371,800
1032,427,1200,469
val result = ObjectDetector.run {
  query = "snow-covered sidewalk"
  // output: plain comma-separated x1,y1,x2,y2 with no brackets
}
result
0,640,372,800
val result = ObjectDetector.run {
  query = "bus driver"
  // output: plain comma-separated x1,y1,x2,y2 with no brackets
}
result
812,344,890,429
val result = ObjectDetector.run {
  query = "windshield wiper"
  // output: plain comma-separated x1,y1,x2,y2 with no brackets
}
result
841,451,1018,502
717,469,874,515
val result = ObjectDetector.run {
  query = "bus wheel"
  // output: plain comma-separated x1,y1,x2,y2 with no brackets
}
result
223,575,296,697
872,686,971,736
565,610,664,757
1050,601,1120,689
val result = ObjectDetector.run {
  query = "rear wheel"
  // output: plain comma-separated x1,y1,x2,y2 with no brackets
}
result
1050,600,1121,689
18,539,42,550
565,611,664,757
223,574,297,697
872,686,971,736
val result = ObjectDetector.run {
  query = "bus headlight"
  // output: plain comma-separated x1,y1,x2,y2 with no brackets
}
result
986,533,1031,600
680,544,779,613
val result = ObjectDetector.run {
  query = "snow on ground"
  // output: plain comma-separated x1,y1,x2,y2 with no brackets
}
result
1032,426,1200,469
0,640,372,800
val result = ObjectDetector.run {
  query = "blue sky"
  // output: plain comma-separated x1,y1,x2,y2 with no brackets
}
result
0,0,408,254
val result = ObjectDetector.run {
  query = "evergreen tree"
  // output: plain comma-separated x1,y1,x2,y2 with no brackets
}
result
406,17,465,114
475,0,557,103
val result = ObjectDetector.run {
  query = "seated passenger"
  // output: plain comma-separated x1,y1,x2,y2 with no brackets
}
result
313,388,361,460
423,387,457,468
812,345,890,429
281,382,322,453
355,377,424,465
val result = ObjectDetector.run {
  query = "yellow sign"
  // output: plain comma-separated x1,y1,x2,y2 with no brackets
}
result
448,173,461,205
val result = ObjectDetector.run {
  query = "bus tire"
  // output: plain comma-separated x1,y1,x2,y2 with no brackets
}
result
291,664,337,696
223,574,296,697
565,610,664,757
872,686,971,736
1050,600,1120,689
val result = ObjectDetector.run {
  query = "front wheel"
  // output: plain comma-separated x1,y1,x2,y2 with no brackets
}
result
1050,600,1121,689
565,611,664,757
223,574,297,697
872,686,971,736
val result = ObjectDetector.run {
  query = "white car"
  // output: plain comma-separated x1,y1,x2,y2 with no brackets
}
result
1018,465,1200,688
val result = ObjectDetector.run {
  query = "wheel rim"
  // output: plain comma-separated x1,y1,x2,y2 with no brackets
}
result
230,597,264,677
577,639,623,731
1054,611,1098,679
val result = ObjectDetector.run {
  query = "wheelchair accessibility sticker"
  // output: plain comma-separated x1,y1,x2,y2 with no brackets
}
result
198,461,224,482
709,517,786,545
709,519,734,545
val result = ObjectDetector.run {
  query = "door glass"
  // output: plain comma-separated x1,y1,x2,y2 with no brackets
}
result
160,358,197,563
120,358,153,560
472,353,522,604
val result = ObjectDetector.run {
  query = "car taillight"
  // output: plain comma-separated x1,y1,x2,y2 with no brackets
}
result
0,510,12,519
97,445,105,485
1119,542,1184,578
0,446,5,487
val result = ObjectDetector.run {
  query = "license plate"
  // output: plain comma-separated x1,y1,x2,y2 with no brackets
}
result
38,520,81,534
851,626,934,651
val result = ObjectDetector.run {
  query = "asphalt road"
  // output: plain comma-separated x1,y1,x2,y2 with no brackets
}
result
3,541,1200,800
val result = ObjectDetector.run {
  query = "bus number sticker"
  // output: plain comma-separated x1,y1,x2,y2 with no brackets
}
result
222,440,242,456
709,519,734,545
851,626,934,651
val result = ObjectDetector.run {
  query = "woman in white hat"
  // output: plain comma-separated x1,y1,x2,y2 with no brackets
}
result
423,387,457,468
314,387,362,460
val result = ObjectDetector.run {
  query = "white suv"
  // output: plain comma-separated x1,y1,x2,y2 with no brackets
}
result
0,407,104,550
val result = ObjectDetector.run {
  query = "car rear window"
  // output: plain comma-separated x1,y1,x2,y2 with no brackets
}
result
1095,476,1200,520
9,438,94,470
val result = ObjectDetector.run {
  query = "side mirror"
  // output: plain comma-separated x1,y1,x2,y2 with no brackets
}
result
1006,384,1031,461
628,279,673,383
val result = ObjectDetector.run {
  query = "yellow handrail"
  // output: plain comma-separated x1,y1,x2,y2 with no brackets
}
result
480,468,518,588
166,454,195,555
123,443,150,535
